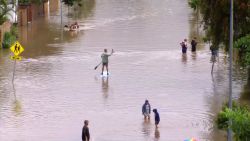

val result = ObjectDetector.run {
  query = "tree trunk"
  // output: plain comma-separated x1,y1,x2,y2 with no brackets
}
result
247,67,250,86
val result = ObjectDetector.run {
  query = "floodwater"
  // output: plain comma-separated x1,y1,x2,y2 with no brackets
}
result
0,0,247,141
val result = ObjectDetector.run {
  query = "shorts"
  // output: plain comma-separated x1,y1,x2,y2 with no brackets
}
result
155,121,160,125
143,113,150,117
102,62,108,66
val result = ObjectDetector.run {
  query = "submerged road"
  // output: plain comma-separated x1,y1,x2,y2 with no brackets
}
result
0,0,246,140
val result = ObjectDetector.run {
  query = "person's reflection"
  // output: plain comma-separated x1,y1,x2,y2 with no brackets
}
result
191,52,197,61
154,128,160,140
102,77,109,98
68,30,78,37
182,53,187,63
141,120,151,137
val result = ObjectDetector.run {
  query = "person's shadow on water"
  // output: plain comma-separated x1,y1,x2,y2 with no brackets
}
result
102,77,109,98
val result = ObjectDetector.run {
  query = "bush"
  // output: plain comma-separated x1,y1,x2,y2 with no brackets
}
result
217,102,250,141
2,32,16,49
234,34,250,66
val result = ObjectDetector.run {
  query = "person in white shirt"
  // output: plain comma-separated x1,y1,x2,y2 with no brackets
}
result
180,39,188,54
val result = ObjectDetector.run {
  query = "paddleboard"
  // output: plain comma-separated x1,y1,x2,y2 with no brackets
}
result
100,71,110,77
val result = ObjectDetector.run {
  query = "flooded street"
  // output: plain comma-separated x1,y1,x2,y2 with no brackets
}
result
0,0,247,141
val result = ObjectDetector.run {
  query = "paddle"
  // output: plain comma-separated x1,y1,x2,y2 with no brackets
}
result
94,62,102,70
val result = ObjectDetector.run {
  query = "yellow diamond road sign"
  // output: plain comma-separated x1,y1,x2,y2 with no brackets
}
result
10,56,22,61
10,41,24,56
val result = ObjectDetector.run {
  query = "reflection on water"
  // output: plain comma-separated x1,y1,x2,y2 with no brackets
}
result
102,77,109,98
191,52,197,61
154,128,160,140
182,53,187,64
141,120,152,137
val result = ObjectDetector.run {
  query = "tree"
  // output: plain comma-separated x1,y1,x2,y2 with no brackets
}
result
234,34,250,65
188,0,201,33
0,0,13,25
62,0,83,11
18,0,45,5
198,0,250,51
18,0,30,4
62,0,75,7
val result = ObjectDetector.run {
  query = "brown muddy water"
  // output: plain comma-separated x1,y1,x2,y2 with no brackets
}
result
0,0,247,141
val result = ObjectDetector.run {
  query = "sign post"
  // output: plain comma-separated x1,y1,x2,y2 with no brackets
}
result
10,41,25,99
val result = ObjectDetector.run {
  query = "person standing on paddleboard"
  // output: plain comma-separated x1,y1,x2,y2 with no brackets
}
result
101,49,114,75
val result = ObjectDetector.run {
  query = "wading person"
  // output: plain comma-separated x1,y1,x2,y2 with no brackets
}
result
180,39,188,54
153,109,160,128
101,49,114,75
142,100,151,120
82,120,90,141
191,37,197,52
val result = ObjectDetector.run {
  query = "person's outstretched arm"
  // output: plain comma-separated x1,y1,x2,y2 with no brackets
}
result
109,49,114,56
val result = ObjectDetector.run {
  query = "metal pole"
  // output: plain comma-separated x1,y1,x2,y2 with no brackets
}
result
12,60,17,100
228,0,233,140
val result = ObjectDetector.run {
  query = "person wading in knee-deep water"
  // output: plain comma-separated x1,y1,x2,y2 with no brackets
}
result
101,49,114,75
191,37,197,52
82,120,90,141
142,100,151,120
180,39,188,54
153,109,160,128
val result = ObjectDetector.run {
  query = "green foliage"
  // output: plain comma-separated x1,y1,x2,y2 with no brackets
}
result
0,0,12,25
2,31,16,48
62,0,83,7
30,0,43,5
18,0,44,5
18,0,30,4
234,35,250,51
62,0,75,7
217,102,250,141
198,0,250,51
188,0,200,11
234,35,250,65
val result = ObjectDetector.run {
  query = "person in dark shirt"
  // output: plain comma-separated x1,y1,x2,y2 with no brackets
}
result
82,120,90,141
191,37,197,52
153,109,160,128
